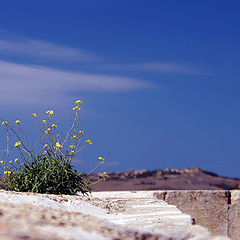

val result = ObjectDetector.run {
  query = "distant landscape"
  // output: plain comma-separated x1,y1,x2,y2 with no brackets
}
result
89,168,240,191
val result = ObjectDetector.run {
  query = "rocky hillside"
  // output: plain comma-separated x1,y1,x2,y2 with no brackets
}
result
89,168,240,191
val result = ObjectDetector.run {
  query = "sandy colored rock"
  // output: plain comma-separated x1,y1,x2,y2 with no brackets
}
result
0,190,231,240
92,191,230,240
154,190,229,236
0,198,180,240
229,190,240,240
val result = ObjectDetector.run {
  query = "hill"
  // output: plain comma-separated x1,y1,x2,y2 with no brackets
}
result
89,168,240,191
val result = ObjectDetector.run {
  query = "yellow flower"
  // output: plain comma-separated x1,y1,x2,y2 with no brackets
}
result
69,145,75,149
71,150,74,154
9,161,12,164
55,142,62,148
43,144,48,149
98,156,105,164
0,161,4,164
4,171,11,176
1,121,7,125
51,124,57,128
43,151,47,155
72,106,80,111
75,100,83,104
46,110,54,115
15,158,18,163
103,172,109,180
14,141,21,147
85,140,92,144
15,120,21,124
72,135,77,139
32,113,37,117
79,130,84,134
42,120,46,124
45,128,51,135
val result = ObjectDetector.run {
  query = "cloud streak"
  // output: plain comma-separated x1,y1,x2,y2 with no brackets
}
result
0,61,153,106
99,62,203,74
0,37,99,62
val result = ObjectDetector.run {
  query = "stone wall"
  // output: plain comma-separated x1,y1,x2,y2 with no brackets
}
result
154,190,240,240
229,191,240,240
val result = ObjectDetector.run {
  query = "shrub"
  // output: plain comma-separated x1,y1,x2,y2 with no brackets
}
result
0,100,109,195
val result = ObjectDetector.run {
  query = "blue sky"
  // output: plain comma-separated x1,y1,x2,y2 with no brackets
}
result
0,1,240,177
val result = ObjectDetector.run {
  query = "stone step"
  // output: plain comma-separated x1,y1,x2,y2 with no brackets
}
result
92,191,230,240
92,191,193,227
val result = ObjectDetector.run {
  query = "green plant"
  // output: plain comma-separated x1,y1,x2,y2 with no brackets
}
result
0,100,109,195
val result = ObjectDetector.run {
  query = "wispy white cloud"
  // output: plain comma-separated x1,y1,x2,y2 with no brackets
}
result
0,37,100,62
99,62,203,74
0,61,153,106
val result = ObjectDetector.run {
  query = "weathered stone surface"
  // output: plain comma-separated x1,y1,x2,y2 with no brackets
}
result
229,190,240,240
0,191,178,240
93,191,229,240
0,190,230,240
154,190,229,237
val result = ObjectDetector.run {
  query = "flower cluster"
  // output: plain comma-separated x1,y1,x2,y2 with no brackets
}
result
14,141,21,147
85,140,93,144
103,172,110,180
98,156,105,164
0,99,108,195
46,110,54,115
72,99,83,111
4,171,11,176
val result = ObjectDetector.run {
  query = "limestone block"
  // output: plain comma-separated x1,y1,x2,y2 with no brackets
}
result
154,190,229,236
0,190,231,240
229,190,240,240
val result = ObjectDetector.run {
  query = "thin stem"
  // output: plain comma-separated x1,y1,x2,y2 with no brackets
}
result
90,178,104,186
76,134,83,150
4,123,31,155
62,110,78,147
87,162,101,176
74,144,88,154
6,128,9,161
18,124,33,152
32,135,43,151
16,146,27,164
33,117,41,135
49,115,54,148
